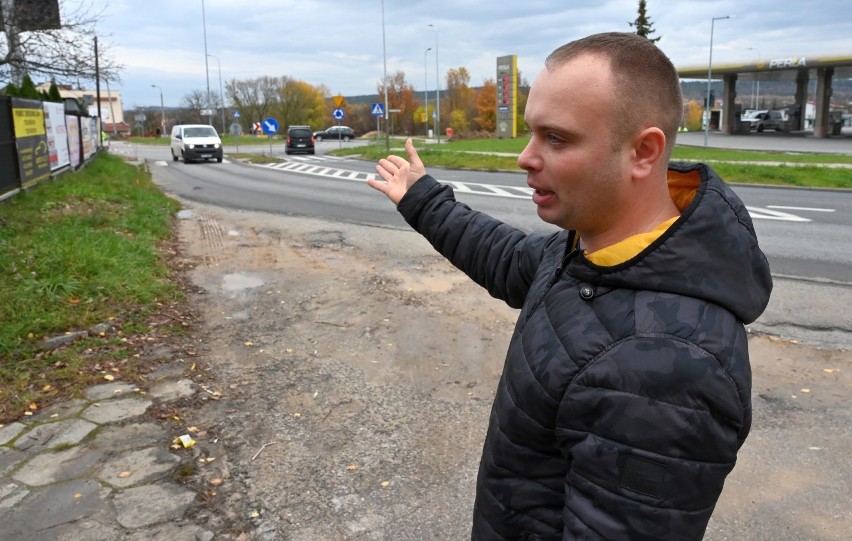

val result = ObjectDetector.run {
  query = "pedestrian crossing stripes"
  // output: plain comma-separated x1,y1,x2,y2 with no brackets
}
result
255,160,533,200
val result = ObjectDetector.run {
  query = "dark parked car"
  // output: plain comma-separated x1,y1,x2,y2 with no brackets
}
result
285,126,315,155
313,126,356,142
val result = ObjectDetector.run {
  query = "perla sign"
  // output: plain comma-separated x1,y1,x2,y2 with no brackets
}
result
769,57,807,69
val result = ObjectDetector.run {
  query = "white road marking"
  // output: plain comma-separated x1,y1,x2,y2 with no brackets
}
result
746,207,811,222
767,205,835,213
253,162,830,223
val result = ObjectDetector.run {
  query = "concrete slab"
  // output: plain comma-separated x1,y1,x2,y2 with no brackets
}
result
148,378,197,401
23,399,89,425
147,360,192,381
113,482,196,529
0,482,30,518
1,479,112,538
84,382,140,401
124,521,214,541
51,519,122,541
89,422,169,452
0,422,27,445
0,447,26,476
81,397,152,424
13,446,105,486
12,418,98,452
97,447,180,488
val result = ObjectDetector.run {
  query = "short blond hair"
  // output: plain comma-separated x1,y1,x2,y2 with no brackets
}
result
546,32,682,155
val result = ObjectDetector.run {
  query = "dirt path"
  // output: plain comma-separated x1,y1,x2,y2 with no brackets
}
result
170,202,850,541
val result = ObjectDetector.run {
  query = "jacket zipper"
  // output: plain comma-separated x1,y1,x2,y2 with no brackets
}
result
523,236,579,325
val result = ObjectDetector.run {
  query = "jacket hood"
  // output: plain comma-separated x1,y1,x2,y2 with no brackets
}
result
568,162,772,324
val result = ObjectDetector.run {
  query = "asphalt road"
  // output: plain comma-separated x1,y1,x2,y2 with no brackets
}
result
116,132,852,350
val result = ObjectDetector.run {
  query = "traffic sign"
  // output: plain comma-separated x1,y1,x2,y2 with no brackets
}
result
371,103,384,116
332,108,344,120
253,122,261,133
262,117,279,135
234,111,241,118
332,95,345,107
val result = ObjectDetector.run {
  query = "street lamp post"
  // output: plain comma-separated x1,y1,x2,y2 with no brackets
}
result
201,0,212,126
428,23,440,143
424,47,431,137
704,15,731,148
151,84,165,137
208,53,226,134
747,47,761,110
381,0,389,151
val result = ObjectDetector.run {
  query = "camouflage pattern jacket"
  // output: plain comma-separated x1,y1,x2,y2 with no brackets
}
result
396,163,773,540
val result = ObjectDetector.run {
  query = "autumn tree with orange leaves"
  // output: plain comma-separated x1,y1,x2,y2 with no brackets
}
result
377,71,419,135
474,80,497,132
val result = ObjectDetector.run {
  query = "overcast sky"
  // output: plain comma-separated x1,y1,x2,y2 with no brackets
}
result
74,0,852,109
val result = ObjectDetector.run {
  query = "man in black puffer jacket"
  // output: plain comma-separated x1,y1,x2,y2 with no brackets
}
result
368,32,772,540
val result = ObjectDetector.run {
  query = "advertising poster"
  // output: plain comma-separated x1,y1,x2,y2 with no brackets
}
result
66,114,81,168
43,101,70,171
89,117,100,157
81,115,93,158
11,98,50,188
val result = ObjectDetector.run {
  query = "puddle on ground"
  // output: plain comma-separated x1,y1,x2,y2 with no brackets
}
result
221,272,265,291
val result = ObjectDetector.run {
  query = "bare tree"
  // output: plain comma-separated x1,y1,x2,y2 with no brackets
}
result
0,0,122,85
225,76,281,132
178,88,221,125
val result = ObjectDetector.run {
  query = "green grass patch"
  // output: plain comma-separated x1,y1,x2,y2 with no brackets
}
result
330,137,852,188
0,153,183,421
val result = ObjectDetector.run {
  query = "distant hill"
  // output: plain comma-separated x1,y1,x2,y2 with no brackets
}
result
344,79,851,109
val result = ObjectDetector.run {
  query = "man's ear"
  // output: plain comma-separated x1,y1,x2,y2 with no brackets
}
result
630,127,666,180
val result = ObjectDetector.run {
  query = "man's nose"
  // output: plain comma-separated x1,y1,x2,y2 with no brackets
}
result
517,139,541,172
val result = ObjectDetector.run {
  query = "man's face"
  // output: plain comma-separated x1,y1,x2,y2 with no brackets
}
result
518,54,632,234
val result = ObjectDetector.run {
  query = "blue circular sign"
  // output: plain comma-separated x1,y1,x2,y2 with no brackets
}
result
332,108,344,120
261,117,279,135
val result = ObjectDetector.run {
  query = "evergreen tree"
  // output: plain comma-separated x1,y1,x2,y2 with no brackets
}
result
628,0,661,43
47,81,63,102
19,74,41,99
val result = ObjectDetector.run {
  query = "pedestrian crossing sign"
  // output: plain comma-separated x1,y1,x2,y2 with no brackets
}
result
371,103,385,116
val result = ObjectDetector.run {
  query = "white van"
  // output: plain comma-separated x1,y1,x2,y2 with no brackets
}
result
170,124,223,163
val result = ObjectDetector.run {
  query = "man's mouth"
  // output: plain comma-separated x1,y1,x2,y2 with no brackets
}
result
532,188,555,206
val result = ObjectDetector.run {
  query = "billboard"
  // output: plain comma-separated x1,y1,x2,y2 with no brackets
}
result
496,55,518,139
44,100,70,171
11,97,50,188
0,0,61,32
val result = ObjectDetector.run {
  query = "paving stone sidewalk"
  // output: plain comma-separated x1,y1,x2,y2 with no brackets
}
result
0,361,219,541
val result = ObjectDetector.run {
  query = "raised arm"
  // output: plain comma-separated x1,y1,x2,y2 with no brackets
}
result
368,138,428,205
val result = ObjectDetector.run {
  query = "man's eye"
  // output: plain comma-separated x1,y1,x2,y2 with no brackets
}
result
546,133,563,144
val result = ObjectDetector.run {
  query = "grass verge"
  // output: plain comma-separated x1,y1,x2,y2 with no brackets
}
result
332,137,852,189
0,153,187,423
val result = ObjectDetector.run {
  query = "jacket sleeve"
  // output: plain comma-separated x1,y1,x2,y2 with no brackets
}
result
554,333,750,540
397,175,552,309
